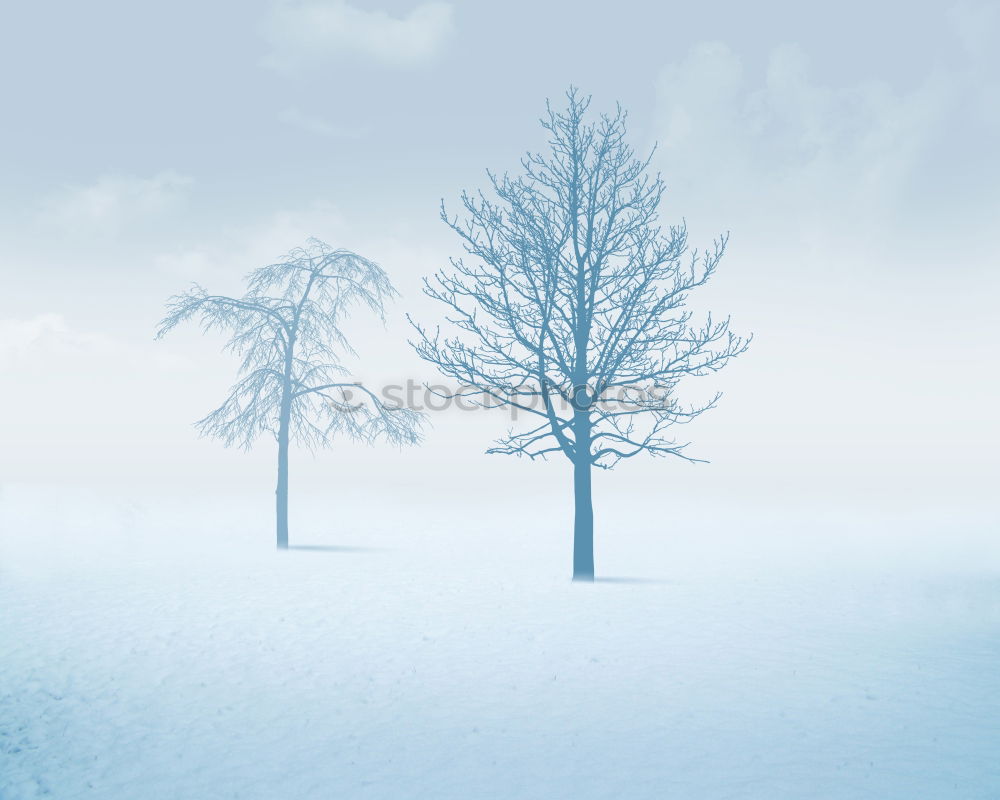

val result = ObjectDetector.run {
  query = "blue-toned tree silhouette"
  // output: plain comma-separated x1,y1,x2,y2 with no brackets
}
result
411,89,749,581
158,238,423,549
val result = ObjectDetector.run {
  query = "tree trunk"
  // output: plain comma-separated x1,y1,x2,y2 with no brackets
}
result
572,456,594,581
276,394,291,550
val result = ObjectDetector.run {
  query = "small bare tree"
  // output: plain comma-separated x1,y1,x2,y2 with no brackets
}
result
411,89,749,581
158,238,423,549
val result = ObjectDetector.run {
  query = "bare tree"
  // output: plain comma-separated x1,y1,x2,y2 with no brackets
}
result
158,238,423,549
410,89,750,581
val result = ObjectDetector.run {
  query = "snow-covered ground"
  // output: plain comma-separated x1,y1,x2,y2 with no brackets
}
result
2,484,998,799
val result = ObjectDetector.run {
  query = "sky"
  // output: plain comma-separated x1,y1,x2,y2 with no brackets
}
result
0,0,997,519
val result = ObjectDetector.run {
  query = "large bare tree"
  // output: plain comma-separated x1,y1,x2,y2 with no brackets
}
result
158,238,423,549
411,89,749,581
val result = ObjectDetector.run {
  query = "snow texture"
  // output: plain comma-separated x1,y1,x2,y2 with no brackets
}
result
2,485,998,798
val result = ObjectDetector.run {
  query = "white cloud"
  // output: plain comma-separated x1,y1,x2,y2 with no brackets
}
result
0,313,184,371
651,5,1000,258
38,171,193,234
153,201,349,282
263,0,454,71
654,41,950,242
0,313,193,482
947,1,999,63
277,106,366,138
0,314,108,362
